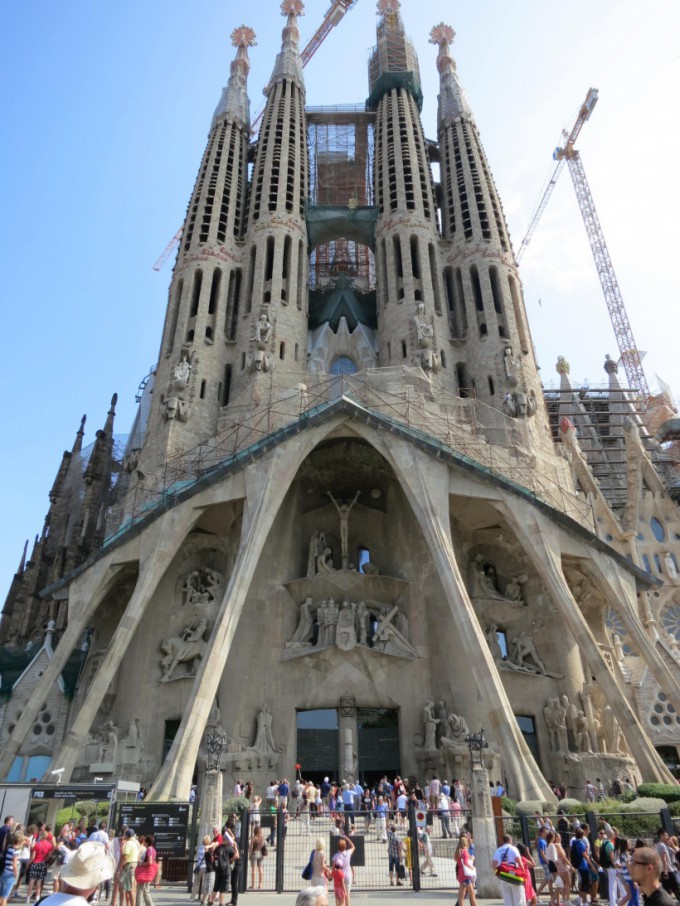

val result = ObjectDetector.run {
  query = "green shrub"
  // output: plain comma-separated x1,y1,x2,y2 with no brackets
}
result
515,800,552,816
622,798,667,813
501,796,516,816
636,784,680,804
222,796,250,819
556,798,586,814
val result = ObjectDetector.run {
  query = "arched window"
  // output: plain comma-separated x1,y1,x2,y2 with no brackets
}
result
650,517,666,542
330,356,357,376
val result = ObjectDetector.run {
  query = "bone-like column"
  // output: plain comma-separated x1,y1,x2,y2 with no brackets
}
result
368,432,554,802
0,558,127,778
47,505,199,781
500,503,673,782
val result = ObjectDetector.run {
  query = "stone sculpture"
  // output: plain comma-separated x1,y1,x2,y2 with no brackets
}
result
180,567,224,607
121,718,142,750
283,597,417,660
307,529,326,577
469,555,525,606
160,616,209,682
285,597,314,648
248,311,274,372
413,303,439,372
327,490,361,569
544,697,569,753
422,700,440,750
253,703,278,754
166,349,192,422
97,720,118,765
502,387,538,419
508,631,547,674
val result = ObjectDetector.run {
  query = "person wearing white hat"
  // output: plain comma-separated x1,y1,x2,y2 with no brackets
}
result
41,841,114,906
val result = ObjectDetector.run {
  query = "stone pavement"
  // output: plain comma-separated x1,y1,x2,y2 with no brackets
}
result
151,886,504,905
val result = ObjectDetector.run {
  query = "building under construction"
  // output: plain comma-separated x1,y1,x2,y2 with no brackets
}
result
2,0,680,807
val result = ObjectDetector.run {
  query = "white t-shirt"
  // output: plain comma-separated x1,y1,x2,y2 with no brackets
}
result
397,794,408,810
36,894,91,906
493,844,521,866
89,830,110,851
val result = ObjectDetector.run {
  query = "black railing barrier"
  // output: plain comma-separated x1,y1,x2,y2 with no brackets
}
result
409,800,421,893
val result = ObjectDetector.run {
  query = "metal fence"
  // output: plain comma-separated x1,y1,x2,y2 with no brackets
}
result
188,805,471,893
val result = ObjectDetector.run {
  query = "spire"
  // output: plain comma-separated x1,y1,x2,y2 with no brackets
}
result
211,26,256,130
430,23,473,126
368,0,422,109
72,414,86,456
17,539,28,575
104,393,117,436
269,1,305,90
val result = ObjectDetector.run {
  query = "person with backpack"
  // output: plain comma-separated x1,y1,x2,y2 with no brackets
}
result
570,828,597,906
211,836,233,905
600,831,624,906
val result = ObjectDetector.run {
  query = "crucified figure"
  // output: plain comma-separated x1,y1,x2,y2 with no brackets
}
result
327,490,361,569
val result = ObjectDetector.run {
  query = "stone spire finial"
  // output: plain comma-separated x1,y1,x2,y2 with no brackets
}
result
430,22,473,126
17,539,28,575
72,414,87,455
377,0,401,15
104,393,117,434
268,1,305,90
604,353,619,376
212,25,256,129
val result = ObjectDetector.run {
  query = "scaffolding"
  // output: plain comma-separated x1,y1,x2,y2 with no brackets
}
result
307,106,376,289
104,370,597,546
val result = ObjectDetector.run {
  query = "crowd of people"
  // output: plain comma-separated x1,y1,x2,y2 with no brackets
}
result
491,821,680,906
0,815,157,906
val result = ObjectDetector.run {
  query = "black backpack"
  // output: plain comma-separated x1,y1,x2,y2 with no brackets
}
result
599,841,613,869
216,844,234,871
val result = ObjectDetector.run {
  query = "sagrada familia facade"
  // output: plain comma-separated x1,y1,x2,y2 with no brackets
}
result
2,0,680,803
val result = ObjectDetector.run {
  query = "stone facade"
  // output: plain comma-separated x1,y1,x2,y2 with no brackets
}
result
1,0,680,802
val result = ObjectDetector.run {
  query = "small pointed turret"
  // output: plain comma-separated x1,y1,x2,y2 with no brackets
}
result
72,414,86,456
430,24,473,126
17,539,28,576
212,26,256,131
269,1,305,89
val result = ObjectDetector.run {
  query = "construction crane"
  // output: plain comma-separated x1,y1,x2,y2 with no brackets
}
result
154,1,360,271
517,88,650,402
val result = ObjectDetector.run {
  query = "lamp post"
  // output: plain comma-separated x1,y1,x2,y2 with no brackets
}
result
465,728,486,771
206,730,227,771
465,727,499,898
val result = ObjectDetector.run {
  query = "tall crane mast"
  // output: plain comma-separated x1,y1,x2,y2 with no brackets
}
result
154,0,360,271
517,88,650,402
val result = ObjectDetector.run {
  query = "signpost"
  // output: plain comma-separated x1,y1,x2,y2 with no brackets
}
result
116,803,190,856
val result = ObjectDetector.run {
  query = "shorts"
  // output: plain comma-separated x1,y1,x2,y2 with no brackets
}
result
389,855,401,873
0,871,16,900
202,871,215,896
28,862,47,882
213,869,230,894
542,864,552,880
119,864,136,892
548,861,558,874
579,869,591,892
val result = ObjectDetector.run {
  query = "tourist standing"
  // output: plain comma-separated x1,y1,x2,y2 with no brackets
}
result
492,833,526,906
26,827,54,902
0,831,21,906
456,832,477,906
386,825,403,888
134,833,157,906
309,840,329,892
192,834,210,900
629,847,677,906
248,827,267,891
331,835,355,906
117,829,140,906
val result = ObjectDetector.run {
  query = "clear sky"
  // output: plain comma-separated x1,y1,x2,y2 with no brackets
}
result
1,0,679,597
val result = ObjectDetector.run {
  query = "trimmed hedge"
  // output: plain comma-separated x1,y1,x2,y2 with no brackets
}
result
636,784,680,804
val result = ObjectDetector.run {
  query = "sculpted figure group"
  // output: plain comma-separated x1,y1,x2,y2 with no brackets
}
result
285,596,417,659
544,692,628,758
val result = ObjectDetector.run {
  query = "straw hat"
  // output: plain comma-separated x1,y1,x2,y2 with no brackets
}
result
59,841,115,889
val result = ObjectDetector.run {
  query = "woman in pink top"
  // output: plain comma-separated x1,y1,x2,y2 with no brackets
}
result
456,833,477,906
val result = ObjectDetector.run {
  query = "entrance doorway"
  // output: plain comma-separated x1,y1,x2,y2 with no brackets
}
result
296,709,339,783
357,708,400,786
296,706,400,785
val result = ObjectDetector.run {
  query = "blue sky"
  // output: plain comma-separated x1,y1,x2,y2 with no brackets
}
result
1,0,679,596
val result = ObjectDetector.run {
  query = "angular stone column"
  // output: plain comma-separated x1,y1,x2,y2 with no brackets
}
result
588,550,680,714
365,429,554,802
0,557,128,778
150,450,308,801
48,504,199,781
500,503,673,782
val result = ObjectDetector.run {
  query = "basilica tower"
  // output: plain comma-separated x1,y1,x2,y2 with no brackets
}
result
369,0,449,377
431,24,549,440
138,26,255,475
228,0,310,406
